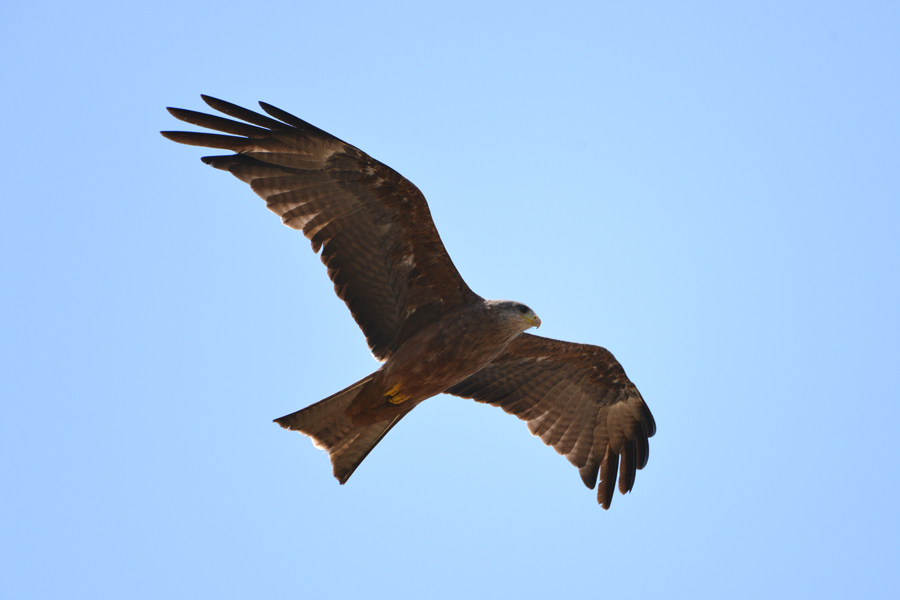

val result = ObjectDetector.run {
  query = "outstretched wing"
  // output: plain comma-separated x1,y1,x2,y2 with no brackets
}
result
445,333,655,509
162,96,479,361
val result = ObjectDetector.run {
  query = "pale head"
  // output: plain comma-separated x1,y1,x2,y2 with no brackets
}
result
486,299,542,332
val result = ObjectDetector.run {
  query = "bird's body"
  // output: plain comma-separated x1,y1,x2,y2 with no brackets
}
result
163,96,655,508
344,299,539,424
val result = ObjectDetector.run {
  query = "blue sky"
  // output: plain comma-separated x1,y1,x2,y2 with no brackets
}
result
3,1,898,598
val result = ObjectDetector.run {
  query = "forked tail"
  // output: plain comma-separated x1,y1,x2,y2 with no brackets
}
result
274,374,404,484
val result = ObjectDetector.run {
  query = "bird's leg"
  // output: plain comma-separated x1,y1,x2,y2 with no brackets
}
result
384,383,410,404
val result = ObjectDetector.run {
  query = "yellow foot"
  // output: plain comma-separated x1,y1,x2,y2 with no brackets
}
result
385,383,410,405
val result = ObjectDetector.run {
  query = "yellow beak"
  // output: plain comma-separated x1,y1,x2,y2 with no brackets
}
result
524,314,541,328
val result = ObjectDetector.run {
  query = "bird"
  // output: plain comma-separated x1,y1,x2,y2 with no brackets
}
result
162,95,655,508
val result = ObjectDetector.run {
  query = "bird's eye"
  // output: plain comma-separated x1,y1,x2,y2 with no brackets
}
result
518,305,528,314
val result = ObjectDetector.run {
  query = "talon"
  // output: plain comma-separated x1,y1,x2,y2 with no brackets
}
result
385,383,409,404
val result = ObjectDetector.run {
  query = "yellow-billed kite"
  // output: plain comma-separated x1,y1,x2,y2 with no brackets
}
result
163,96,655,508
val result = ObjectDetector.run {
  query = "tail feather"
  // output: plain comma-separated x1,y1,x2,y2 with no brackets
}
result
274,374,404,484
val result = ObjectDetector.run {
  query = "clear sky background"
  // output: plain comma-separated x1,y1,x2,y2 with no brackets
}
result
3,1,898,598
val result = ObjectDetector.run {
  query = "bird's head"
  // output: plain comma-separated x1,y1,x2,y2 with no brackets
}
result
490,300,541,331
515,303,541,329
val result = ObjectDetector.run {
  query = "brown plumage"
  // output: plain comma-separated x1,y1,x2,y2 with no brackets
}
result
162,95,655,508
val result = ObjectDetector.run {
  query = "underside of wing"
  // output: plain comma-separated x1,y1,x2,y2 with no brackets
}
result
445,333,655,509
162,96,479,361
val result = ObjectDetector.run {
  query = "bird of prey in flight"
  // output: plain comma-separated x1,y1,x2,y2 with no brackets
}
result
162,96,655,508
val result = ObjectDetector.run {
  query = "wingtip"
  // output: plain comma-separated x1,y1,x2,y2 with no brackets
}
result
258,100,310,129
165,106,198,122
598,486,613,509
200,94,235,113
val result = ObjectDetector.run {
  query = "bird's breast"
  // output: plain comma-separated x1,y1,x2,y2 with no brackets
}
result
381,309,521,402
